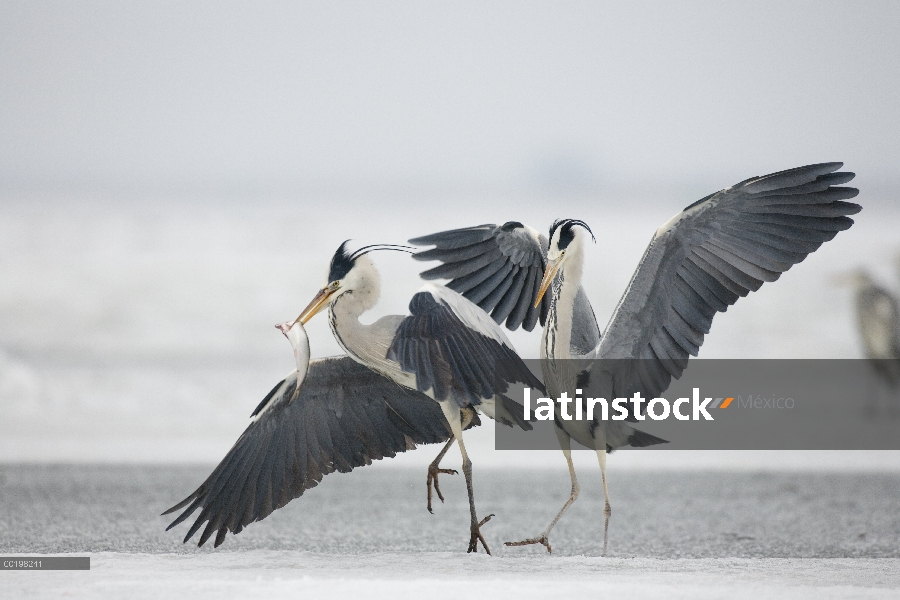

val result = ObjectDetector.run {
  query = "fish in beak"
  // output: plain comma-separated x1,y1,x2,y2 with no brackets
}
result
534,258,563,307
276,320,311,398
294,285,338,325
276,320,309,374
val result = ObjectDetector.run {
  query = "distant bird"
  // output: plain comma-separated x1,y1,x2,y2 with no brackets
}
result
293,242,541,554
838,269,900,388
410,162,860,554
895,253,900,286
163,320,475,548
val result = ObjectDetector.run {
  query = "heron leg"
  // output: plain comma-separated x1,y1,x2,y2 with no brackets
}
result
596,448,611,556
505,431,578,554
427,436,458,513
441,402,493,555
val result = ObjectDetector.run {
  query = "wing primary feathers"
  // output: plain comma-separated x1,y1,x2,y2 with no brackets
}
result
165,357,462,547
596,164,859,406
419,248,503,279
444,259,507,295
409,225,496,249
414,238,499,263
467,262,514,304
411,222,548,331
478,266,518,314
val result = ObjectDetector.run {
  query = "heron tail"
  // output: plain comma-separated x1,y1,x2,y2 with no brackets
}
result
627,428,668,448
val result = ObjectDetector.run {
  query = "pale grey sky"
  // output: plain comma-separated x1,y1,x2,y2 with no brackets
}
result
1,0,899,192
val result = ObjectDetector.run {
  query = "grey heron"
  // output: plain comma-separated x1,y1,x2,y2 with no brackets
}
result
410,162,860,554
896,253,900,286
163,320,477,548
839,269,900,388
294,242,542,554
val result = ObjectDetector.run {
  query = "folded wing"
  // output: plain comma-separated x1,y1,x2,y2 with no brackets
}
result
387,284,545,408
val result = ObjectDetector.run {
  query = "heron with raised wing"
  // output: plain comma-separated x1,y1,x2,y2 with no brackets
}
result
163,320,478,548
410,162,860,554
293,242,542,554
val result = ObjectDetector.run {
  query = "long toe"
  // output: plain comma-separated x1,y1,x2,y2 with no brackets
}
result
426,466,459,513
504,535,551,553
426,474,437,513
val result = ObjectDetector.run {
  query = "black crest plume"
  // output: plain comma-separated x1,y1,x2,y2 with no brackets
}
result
327,240,414,282
548,219,596,250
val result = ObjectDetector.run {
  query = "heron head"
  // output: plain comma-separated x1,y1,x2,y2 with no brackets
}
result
295,240,412,324
535,219,595,306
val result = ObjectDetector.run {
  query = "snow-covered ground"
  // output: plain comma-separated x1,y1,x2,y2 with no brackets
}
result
2,465,899,598
5,552,900,600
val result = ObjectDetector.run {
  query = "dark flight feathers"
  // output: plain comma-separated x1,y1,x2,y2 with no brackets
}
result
591,162,860,409
387,289,545,408
410,223,549,332
163,356,471,547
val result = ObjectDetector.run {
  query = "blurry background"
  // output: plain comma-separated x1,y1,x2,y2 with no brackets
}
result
1,1,899,467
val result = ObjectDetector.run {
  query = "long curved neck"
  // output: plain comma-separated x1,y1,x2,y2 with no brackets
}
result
329,294,355,347
325,262,410,384
541,243,585,361
325,257,379,356
329,290,379,364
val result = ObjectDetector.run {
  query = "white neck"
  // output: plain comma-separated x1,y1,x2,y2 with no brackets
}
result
542,237,585,361
328,256,380,350
325,256,409,385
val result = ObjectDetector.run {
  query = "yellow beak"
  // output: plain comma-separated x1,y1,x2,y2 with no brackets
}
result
534,259,562,307
294,287,336,325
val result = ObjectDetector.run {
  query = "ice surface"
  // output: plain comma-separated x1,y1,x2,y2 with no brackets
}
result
3,553,900,600
3,465,900,557
2,465,900,599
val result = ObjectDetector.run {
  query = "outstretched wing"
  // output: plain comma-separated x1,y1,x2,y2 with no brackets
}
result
387,284,545,408
163,356,460,548
409,222,549,332
590,162,860,403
